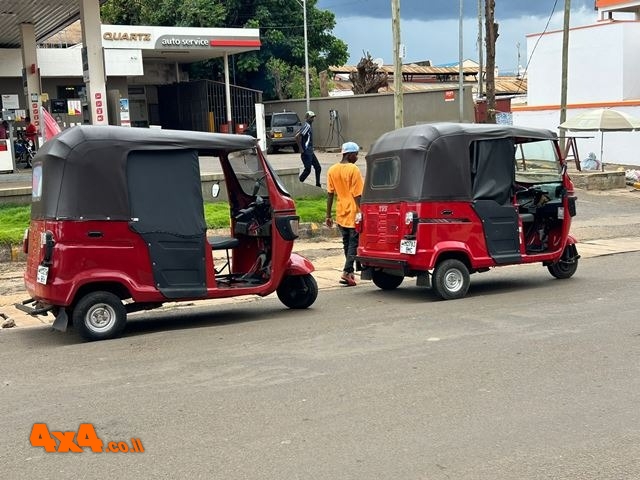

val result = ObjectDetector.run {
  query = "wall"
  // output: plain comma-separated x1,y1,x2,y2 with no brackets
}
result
265,87,474,152
514,17,640,167
36,48,83,77
526,22,633,106
623,23,640,100
129,62,186,85
0,78,22,107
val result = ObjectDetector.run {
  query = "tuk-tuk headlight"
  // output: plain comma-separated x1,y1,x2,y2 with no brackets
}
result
275,216,299,241
289,218,299,236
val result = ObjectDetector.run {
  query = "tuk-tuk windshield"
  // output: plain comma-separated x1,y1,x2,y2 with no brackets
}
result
227,148,290,198
515,139,562,183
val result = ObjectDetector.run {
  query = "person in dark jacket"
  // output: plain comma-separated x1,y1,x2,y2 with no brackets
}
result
295,111,322,187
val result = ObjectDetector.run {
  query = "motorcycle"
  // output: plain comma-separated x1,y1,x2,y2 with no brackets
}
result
14,134,35,168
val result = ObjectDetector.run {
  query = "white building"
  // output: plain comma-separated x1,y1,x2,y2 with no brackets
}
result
513,0,640,167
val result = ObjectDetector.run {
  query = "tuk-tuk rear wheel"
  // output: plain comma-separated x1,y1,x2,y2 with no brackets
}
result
277,274,318,309
73,291,127,341
372,270,404,290
433,259,470,300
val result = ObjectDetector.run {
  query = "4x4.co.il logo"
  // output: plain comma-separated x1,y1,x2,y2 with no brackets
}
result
29,423,144,453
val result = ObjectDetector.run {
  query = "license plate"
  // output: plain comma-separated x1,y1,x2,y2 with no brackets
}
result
36,265,49,285
273,132,283,138
400,239,417,255
557,206,564,219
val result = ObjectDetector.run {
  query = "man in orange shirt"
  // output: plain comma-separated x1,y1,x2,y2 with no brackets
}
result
325,142,364,286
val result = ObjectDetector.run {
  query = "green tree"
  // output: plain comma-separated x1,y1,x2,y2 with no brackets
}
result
101,0,226,27
101,0,347,100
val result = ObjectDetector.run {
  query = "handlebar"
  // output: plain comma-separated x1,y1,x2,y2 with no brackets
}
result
234,195,264,220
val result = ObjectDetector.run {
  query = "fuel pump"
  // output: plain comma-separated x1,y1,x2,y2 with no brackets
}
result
0,113,16,172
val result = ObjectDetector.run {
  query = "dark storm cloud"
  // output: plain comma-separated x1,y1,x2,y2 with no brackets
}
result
317,0,594,21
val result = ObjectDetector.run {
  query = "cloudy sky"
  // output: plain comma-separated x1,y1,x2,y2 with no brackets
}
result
316,0,599,73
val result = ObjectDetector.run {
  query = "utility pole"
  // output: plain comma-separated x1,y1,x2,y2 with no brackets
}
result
559,0,571,152
484,0,498,123
391,0,403,129
477,0,484,100
458,0,464,122
303,0,310,112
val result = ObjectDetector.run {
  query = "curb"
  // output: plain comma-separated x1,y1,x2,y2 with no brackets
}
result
0,244,25,263
297,222,341,239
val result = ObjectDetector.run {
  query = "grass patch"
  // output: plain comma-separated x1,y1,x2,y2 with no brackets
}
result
0,204,31,245
0,194,329,245
293,195,329,223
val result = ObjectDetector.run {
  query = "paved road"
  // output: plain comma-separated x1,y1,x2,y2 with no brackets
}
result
1,252,640,479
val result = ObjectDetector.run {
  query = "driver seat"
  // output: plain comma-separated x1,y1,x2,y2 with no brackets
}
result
208,236,240,274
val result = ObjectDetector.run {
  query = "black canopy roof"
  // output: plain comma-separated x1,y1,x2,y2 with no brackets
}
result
363,122,558,202
32,125,257,220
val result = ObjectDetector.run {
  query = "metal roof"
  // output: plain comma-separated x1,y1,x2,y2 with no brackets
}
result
0,0,107,48
331,77,527,96
329,64,480,76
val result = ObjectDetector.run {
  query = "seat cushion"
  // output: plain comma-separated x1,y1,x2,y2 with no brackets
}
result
208,236,240,250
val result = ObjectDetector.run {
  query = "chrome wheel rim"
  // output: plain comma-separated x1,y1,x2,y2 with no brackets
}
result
85,303,117,333
444,269,464,293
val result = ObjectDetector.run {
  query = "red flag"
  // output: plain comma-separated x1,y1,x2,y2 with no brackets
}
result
42,108,62,141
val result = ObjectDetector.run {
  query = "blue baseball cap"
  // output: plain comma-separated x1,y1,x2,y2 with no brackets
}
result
341,141,360,154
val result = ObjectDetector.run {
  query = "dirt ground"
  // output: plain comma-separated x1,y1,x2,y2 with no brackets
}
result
0,261,27,298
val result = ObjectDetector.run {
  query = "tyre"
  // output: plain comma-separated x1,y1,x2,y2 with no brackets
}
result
72,291,127,341
277,274,318,309
266,144,274,155
432,259,470,300
547,257,578,279
293,144,300,153
372,270,404,290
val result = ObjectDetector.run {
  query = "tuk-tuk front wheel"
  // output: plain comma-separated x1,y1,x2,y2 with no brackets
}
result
277,274,318,309
547,258,578,279
432,259,470,300
73,291,127,341
372,270,404,290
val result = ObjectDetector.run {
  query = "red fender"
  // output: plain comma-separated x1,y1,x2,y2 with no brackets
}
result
285,252,315,275
567,234,578,245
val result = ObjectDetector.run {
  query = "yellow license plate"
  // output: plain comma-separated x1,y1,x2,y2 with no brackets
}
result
273,132,283,138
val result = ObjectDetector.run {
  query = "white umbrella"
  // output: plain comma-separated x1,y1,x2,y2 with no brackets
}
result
559,108,640,170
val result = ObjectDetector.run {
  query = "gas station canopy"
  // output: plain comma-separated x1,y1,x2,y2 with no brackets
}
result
0,1,261,63
0,0,106,47
1,0,261,133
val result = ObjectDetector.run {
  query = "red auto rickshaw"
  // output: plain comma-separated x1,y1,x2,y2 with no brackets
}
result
17,125,317,340
356,123,579,299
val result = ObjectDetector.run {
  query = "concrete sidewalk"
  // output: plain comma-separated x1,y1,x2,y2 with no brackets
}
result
3,234,640,330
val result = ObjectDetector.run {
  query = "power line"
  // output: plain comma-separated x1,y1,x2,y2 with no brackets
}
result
515,0,559,95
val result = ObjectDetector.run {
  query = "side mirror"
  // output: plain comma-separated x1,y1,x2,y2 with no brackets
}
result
211,183,220,198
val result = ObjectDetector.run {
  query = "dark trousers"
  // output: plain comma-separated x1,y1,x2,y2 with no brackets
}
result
339,225,359,274
299,151,321,186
